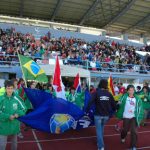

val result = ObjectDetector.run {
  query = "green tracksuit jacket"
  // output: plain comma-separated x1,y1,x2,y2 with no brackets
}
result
0,93,26,135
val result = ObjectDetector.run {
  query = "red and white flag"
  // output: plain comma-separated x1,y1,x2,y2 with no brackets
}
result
73,73,81,93
52,56,66,100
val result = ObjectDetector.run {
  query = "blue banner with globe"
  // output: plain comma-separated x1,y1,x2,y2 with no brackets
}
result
50,114,75,134
18,88,94,133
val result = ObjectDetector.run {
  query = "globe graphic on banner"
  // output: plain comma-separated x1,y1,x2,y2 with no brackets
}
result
30,61,40,75
50,114,75,134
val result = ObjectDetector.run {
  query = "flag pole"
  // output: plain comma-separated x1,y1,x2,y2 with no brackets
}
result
17,51,27,88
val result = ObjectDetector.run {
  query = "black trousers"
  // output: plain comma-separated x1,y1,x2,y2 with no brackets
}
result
121,118,137,147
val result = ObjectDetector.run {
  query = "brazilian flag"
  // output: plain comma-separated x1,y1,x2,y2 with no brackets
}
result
19,54,48,83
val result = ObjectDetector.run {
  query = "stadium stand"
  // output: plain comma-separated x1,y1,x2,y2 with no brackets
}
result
0,27,150,74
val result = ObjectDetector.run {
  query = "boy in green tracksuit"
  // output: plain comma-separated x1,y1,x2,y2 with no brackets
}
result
67,87,84,109
116,85,144,150
0,80,26,150
137,86,150,126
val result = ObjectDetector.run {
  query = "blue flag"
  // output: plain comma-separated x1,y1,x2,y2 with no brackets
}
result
19,89,96,133
19,89,84,133
24,88,52,109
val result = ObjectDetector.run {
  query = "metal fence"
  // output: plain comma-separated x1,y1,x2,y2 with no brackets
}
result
0,54,149,74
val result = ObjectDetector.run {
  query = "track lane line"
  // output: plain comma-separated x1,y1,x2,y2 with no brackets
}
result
32,129,43,150
11,130,150,143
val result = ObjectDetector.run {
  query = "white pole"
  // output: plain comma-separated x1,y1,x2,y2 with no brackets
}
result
17,52,27,88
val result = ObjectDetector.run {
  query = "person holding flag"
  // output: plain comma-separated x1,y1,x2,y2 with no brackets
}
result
17,54,48,110
67,73,85,109
67,86,84,109
0,80,26,150
68,87,78,103
18,54,49,132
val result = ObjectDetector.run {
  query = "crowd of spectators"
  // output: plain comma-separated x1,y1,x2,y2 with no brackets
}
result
0,27,150,73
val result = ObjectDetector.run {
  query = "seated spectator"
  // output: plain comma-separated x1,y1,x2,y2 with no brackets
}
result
0,27,149,75
90,59,96,70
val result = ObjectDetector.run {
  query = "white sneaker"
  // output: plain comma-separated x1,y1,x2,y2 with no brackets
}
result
114,125,120,132
17,132,24,139
98,148,104,150
121,138,125,143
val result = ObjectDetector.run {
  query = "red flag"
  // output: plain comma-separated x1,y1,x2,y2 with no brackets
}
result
73,73,81,93
108,75,115,96
52,56,66,99
73,73,79,89
53,56,62,92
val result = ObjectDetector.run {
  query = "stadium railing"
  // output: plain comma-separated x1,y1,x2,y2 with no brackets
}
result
0,54,149,74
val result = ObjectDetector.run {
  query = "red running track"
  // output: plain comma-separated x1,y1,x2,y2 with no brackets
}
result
6,118,150,150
